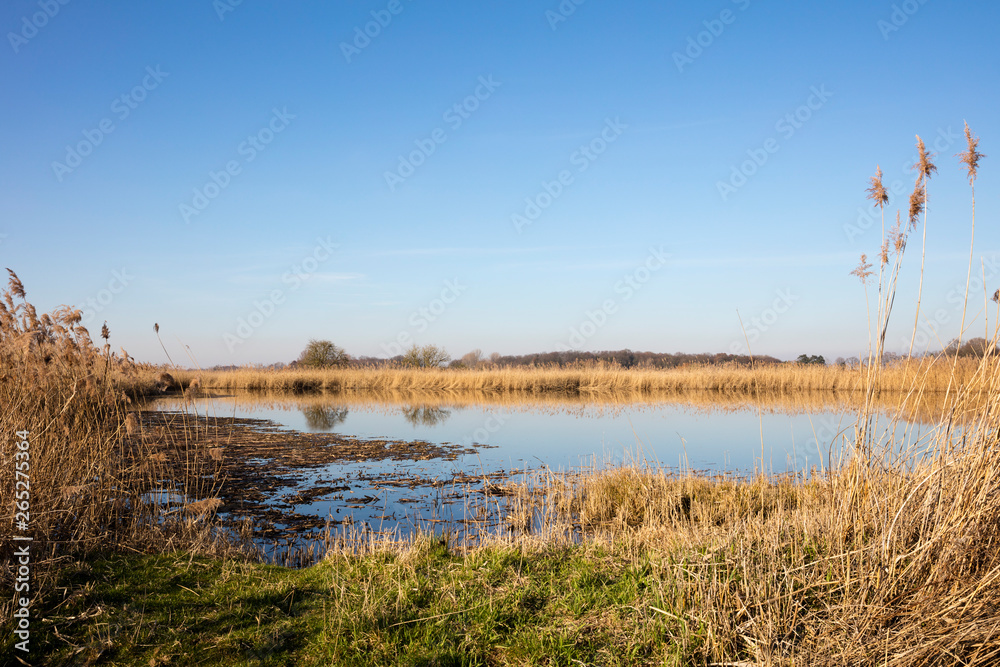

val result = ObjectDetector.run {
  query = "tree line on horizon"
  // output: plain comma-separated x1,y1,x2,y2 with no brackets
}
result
206,335,1000,372
220,340,785,371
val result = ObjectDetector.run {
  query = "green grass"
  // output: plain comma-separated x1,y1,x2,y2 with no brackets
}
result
16,539,715,666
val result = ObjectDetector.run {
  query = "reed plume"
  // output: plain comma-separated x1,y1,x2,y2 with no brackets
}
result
952,122,987,396
907,174,926,228
154,321,176,367
957,121,985,184
907,135,937,357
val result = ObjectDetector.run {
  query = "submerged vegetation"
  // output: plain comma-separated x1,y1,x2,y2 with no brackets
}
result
4,127,1000,664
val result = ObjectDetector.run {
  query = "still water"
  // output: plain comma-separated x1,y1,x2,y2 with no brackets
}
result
149,392,929,553
156,393,871,472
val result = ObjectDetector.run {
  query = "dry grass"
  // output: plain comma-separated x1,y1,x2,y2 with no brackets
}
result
0,272,249,606
163,357,977,400
487,349,1000,663
477,129,1000,664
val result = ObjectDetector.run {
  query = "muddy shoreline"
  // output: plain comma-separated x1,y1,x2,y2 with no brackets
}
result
139,408,516,546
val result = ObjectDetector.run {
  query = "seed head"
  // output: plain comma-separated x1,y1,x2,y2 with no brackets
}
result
956,121,985,186
850,254,874,284
890,211,906,254
914,135,938,179
908,175,926,229
101,322,110,341
6,269,25,299
866,165,889,208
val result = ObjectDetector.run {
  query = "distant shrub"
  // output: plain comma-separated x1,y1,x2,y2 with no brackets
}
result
297,339,350,369
401,344,451,368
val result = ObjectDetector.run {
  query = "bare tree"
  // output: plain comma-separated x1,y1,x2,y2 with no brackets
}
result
297,339,350,368
460,349,484,368
401,344,451,368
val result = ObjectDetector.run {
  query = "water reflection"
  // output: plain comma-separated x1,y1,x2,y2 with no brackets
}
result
148,389,947,475
148,389,943,563
301,404,349,431
401,405,452,427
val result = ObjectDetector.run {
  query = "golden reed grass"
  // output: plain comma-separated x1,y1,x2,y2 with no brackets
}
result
493,350,1000,664
0,271,247,607
486,124,1000,664
164,358,977,400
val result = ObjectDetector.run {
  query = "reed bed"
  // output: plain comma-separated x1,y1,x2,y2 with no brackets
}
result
164,357,976,399
0,271,250,610
485,353,1000,664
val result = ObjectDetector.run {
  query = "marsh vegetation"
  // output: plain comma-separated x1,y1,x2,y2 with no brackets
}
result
3,127,1000,664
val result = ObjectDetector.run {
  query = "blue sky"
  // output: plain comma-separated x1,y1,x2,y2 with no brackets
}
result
2,0,999,366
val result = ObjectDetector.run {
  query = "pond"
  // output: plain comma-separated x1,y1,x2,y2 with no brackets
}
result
147,391,935,561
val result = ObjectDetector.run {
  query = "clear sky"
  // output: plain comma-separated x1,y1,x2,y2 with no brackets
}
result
3,0,999,366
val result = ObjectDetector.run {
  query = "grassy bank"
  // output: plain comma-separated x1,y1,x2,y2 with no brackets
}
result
26,541,698,666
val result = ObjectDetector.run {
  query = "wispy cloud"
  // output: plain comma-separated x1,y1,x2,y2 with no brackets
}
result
671,252,857,269
367,245,589,258
224,271,363,286
310,272,365,283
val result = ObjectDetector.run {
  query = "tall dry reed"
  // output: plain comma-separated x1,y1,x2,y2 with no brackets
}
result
488,126,998,664
0,272,241,610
